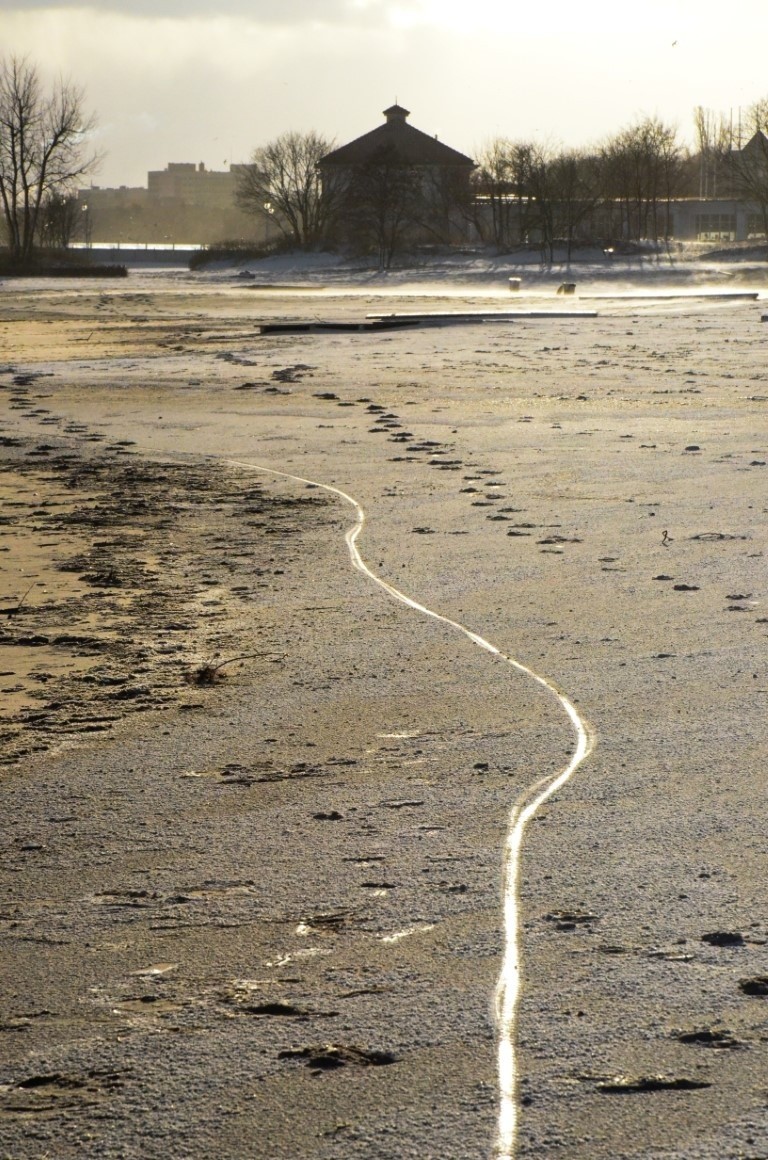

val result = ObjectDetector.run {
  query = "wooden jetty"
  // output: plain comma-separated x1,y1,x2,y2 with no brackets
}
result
258,318,423,334
258,308,599,335
367,309,598,322
581,290,760,301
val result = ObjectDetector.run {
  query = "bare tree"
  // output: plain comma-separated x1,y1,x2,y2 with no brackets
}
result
414,165,473,246
471,139,519,249
341,145,422,269
493,141,571,261
236,130,341,249
472,139,597,258
599,117,687,244
693,106,734,198
722,101,768,237
548,148,602,264
37,189,82,249
0,55,99,266
506,142,551,260
691,102,768,237
507,142,552,250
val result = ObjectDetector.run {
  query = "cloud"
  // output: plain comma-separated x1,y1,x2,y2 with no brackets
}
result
0,5,428,185
4,0,768,193
0,0,388,22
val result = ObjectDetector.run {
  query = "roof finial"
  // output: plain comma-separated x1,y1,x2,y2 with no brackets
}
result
384,102,410,122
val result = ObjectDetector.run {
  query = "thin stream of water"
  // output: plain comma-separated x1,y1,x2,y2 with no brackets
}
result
227,457,594,1158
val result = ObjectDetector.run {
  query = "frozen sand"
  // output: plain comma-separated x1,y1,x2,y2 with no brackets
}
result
1,266,768,1158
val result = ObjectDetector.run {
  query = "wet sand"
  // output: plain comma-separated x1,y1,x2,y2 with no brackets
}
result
1,271,768,1158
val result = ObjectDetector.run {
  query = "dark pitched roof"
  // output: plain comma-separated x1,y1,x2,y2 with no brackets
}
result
740,129,768,156
319,105,474,169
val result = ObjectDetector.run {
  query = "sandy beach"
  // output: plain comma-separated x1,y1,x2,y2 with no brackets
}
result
1,259,767,1158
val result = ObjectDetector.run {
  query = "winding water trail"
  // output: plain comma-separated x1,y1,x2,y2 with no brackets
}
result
227,458,594,1158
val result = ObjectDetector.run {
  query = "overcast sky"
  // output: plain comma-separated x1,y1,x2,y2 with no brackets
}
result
3,0,768,189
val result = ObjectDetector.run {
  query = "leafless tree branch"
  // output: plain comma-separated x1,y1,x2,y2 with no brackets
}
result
0,55,100,264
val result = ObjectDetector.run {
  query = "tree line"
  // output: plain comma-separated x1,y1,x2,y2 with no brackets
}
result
237,105,768,266
235,132,470,267
3,51,768,268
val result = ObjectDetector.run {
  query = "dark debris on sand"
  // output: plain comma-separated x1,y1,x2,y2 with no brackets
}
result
0,434,332,768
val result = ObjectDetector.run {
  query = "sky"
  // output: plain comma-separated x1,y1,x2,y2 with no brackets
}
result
2,0,768,190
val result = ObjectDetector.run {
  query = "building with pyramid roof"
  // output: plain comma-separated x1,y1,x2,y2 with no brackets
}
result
319,104,474,171
319,105,475,260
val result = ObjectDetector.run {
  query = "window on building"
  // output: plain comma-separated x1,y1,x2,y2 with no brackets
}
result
695,213,736,241
747,214,767,238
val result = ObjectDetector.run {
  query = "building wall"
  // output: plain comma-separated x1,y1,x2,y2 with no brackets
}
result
79,162,767,248
666,199,766,241
470,195,768,247
77,163,280,246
